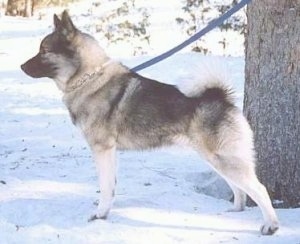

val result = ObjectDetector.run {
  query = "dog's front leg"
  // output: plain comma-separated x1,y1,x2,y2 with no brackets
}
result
89,145,117,221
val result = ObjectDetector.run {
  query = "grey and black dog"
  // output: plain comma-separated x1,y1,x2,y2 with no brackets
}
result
21,10,279,235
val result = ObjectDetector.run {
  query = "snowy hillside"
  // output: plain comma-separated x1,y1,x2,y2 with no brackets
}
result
0,7,300,244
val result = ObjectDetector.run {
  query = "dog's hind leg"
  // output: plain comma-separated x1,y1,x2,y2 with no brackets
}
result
210,154,279,235
226,182,246,212
192,108,279,235
89,145,117,221
209,152,279,234
202,111,279,235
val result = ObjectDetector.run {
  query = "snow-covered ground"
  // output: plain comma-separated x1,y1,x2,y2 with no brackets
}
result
0,12,300,244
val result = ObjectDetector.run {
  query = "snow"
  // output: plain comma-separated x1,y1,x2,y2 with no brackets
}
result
0,11,300,244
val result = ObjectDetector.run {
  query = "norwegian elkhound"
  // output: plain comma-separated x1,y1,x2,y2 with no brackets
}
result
21,10,279,235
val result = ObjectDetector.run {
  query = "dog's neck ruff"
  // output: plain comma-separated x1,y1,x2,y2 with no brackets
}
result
65,60,114,93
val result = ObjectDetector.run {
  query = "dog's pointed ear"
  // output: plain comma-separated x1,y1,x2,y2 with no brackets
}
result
61,10,77,35
55,10,77,41
53,14,61,29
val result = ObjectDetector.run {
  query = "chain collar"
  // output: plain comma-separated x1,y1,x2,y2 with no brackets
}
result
65,60,114,93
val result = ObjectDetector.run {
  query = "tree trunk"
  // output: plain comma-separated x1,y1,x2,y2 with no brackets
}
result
6,0,34,17
6,0,24,16
244,0,300,208
24,0,32,17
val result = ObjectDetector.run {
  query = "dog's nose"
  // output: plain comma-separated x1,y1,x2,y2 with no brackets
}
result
20,63,30,75
20,63,26,72
20,63,31,76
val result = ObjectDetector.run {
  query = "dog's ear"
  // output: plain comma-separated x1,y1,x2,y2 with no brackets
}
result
54,10,77,41
53,14,61,29
61,10,76,34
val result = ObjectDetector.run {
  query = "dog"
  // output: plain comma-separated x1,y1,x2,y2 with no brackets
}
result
21,10,279,235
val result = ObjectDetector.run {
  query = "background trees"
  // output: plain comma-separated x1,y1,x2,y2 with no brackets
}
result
2,0,246,56
244,0,300,207
91,0,150,55
5,0,77,17
6,0,27,16
176,0,246,54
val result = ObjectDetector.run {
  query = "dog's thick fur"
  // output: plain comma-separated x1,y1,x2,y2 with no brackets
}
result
21,11,279,235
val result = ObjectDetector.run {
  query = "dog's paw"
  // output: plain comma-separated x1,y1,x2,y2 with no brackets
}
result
226,206,245,212
260,221,279,235
93,199,100,206
88,205,110,222
88,213,107,222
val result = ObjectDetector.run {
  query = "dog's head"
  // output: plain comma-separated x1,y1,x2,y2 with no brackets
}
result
21,10,108,91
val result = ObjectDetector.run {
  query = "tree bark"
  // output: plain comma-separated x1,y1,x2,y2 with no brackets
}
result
6,0,24,16
244,0,300,207
5,0,34,16
24,0,32,17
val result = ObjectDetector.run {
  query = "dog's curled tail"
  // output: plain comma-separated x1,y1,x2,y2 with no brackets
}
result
177,58,235,104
